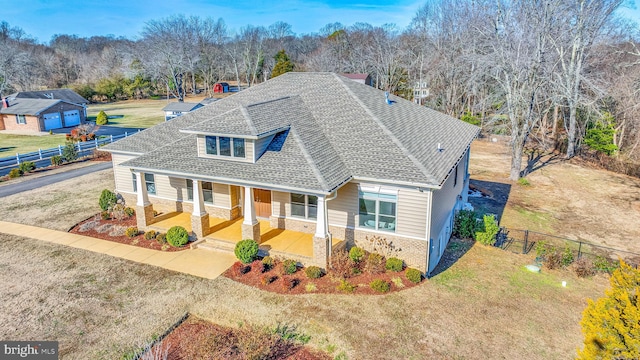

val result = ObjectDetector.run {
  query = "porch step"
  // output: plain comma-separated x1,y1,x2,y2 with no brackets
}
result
195,238,237,254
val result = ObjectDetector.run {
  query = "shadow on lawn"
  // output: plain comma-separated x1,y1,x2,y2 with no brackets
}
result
0,146,16,154
468,179,511,222
429,238,475,277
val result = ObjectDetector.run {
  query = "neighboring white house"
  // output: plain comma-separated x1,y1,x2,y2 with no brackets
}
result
413,81,430,105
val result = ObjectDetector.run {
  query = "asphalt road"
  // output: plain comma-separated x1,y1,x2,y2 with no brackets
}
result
0,162,112,198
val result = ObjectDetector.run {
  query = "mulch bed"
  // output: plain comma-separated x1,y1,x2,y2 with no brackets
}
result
69,214,188,252
223,258,422,295
151,316,331,360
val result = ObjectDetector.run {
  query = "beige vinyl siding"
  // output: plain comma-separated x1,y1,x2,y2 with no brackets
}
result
196,135,254,163
196,136,206,156
151,174,173,198
272,191,288,217
328,182,358,226
111,153,136,193
396,189,429,239
430,167,463,239
254,134,275,161
213,183,231,208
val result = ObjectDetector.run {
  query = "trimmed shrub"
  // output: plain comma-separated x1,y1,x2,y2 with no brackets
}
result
144,230,157,240
475,214,500,246
562,247,575,267
96,110,108,125
364,253,386,274
453,210,478,239
8,168,21,178
349,246,366,262
574,257,595,278
62,141,78,162
18,161,35,173
167,226,189,247
305,266,323,279
124,207,135,217
262,256,274,270
125,227,139,238
155,233,166,244
370,279,390,293
50,155,63,166
406,268,422,283
234,239,259,264
99,189,117,211
336,279,356,293
385,257,404,272
282,259,297,275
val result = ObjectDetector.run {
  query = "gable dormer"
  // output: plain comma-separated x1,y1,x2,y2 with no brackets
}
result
195,134,255,163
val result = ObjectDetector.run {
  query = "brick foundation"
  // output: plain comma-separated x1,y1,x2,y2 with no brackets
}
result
269,216,315,234
191,213,210,239
136,204,155,229
241,222,261,242
312,236,330,268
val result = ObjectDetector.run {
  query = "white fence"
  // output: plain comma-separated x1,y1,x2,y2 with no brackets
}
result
0,131,139,171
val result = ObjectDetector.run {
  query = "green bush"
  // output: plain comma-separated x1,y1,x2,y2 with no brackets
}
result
349,246,366,262
406,268,422,283
262,256,274,270
562,247,575,267
99,189,117,211
62,141,78,162
283,259,298,275
234,239,259,264
144,230,157,240
370,279,390,293
125,227,139,238
96,110,108,125
453,210,478,239
517,177,530,186
304,266,323,279
124,207,135,217
50,155,63,166
167,226,189,247
385,257,404,272
8,168,22,178
18,161,35,173
336,279,356,293
594,256,620,273
155,233,166,244
475,214,500,246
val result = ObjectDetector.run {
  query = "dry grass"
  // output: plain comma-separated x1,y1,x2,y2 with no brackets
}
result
470,138,640,253
0,133,69,156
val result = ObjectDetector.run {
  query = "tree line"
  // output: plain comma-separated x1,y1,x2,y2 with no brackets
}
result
0,0,638,179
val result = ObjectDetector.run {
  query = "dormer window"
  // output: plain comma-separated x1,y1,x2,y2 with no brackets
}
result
205,135,245,159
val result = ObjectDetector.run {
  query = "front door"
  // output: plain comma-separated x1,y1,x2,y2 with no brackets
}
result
254,189,272,218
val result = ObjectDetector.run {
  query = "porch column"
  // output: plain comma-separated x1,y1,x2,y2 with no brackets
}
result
241,186,260,242
313,196,330,269
190,179,209,239
134,171,154,229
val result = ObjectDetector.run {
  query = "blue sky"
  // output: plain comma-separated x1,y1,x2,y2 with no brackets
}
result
2,0,424,43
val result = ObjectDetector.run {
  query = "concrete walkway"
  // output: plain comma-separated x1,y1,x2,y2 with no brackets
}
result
0,221,237,279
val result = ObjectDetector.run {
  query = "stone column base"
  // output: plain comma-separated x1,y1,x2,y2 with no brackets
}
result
191,213,210,239
241,222,261,243
313,235,330,269
136,204,154,229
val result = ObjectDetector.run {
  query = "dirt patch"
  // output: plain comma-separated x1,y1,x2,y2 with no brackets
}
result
223,258,421,295
70,214,188,252
149,315,331,360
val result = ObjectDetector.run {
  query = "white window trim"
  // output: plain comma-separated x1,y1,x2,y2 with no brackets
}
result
16,115,26,124
186,179,214,204
290,193,318,220
358,185,397,233
204,135,246,159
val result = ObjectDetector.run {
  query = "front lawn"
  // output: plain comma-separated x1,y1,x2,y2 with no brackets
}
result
0,133,68,156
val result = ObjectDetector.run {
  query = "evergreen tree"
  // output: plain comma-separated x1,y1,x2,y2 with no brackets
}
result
578,260,640,359
270,49,294,78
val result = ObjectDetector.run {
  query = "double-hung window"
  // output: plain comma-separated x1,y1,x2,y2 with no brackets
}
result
186,179,213,204
144,174,156,195
358,188,397,232
16,115,26,124
205,136,217,155
204,136,245,159
132,173,137,193
290,193,318,219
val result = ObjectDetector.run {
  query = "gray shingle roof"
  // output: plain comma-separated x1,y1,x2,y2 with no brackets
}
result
0,98,63,115
8,89,88,105
162,102,203,112
107,72,479,193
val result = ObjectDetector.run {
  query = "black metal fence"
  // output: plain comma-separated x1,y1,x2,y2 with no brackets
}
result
495,227,640,268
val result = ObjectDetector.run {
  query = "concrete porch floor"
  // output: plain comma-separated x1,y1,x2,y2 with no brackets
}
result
150,212,342,258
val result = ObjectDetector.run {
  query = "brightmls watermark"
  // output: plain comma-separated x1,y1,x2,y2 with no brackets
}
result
1,341,58,359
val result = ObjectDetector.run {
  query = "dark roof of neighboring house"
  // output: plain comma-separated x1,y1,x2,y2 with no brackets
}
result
106,72,479,194
7,89,88,105
0,98,74,115
340,73,370,80
162,102,203,112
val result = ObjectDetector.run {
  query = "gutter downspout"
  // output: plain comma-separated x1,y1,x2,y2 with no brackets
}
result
324,191,338,267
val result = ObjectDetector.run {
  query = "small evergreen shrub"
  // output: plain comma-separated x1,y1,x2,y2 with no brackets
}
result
475,214,499,246
155,233,166,244
234,239,259,264
406,268,422,283
305,283,317,292
562,247,575,267
349,246,366,262
262,256,274,270
370,279,390,293
336,279,356,293
166,226,189,247
385,257,404,272
18,161,35,173
282,259,297,275
391,277,405,288
62,141,78,162
124,207,135,217
573,257,595,278
99,189,117,211
453,210,478,239
8,168,21,178
594,256,620,273
144,230,157,240
50,155,63,166
96,110,108,125
304,266,323,279
125,227,139,238
364,252,386,274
